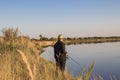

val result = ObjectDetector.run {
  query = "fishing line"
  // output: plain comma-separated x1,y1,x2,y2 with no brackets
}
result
68,55,83,68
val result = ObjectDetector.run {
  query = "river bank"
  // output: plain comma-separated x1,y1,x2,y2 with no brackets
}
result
0,35,95,80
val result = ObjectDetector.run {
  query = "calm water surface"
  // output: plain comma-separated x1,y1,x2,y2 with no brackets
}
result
41,42,120,79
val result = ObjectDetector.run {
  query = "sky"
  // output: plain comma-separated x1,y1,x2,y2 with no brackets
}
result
0,0,120,38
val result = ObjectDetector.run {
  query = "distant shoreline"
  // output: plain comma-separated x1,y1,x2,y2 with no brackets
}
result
31,36,120,47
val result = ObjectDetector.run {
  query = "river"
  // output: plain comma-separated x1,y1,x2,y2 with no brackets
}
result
40,42,120,80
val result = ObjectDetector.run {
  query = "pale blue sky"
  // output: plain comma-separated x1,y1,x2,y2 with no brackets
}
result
0,0,120,38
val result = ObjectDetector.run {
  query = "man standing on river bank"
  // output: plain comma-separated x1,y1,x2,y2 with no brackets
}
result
54,34,67,71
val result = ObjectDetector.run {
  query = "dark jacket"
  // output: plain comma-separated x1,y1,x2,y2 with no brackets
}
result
54,40,66,60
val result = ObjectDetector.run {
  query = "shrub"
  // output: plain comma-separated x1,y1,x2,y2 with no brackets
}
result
2,27,19,41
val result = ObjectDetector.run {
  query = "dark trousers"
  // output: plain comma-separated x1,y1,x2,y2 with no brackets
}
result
55,57,66,71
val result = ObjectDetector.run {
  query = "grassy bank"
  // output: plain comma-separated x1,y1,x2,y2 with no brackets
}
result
0,36,95,80
0,28,95,80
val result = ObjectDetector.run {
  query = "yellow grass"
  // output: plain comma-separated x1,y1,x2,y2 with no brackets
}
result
0,36,95,80
0,28,95,80
17,49,34,80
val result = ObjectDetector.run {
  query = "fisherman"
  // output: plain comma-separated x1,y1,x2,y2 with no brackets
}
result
54,34,67,71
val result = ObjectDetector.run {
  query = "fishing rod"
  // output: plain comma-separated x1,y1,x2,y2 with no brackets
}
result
67,55,83,68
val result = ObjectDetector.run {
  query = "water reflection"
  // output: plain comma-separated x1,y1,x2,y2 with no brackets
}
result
41,42,120,80
66,40,120,45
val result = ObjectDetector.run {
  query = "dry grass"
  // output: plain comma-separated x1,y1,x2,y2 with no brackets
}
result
17,49,34,80
0,36,73,80
0,28,95,80
0,38,95,80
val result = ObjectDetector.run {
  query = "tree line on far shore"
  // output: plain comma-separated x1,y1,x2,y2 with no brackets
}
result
31,34,120,41
0,27,120,42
